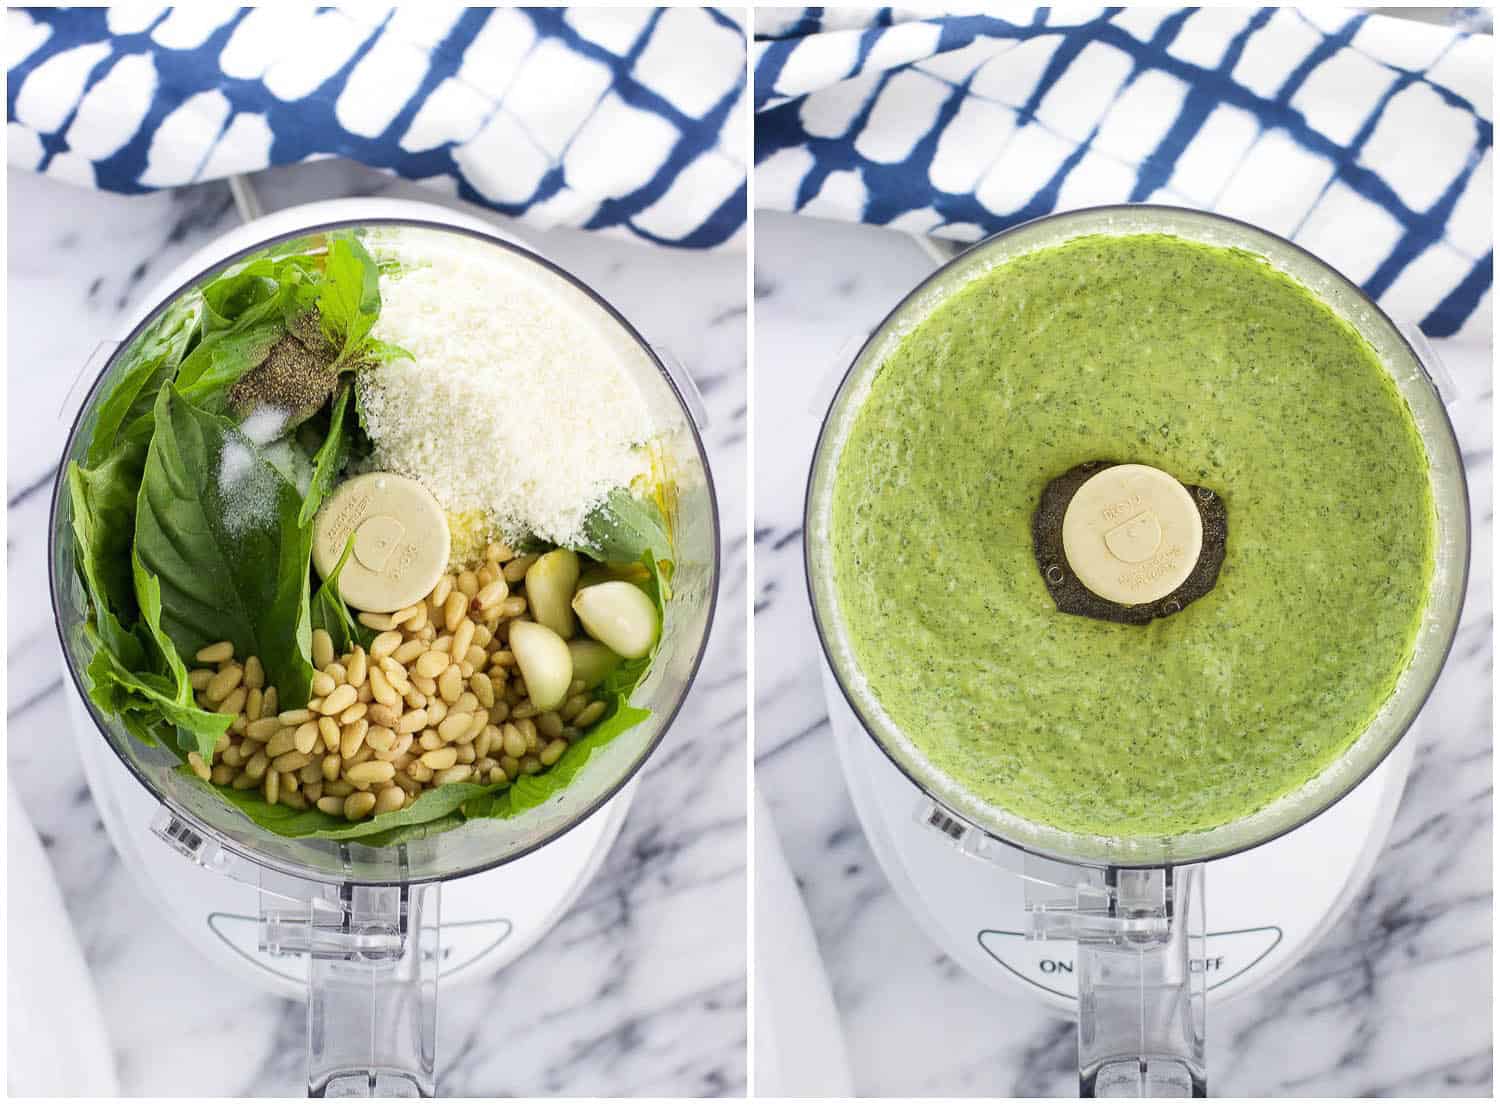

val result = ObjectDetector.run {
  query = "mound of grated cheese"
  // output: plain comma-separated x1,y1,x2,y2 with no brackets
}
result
358,231,655,551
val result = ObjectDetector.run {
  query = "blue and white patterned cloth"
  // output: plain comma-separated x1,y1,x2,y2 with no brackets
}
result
755,7,1492,338
8,5,747,249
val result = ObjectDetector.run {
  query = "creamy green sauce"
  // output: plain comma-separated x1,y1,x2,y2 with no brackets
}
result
830,234,1434,837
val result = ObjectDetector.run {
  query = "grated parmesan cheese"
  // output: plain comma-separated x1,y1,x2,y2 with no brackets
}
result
357,230,656,551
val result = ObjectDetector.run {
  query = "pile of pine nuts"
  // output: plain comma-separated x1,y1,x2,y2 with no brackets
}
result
185,543,609,822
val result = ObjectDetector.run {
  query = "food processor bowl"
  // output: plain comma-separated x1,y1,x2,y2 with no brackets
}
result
804,205,1468,1094
49,206,720,1093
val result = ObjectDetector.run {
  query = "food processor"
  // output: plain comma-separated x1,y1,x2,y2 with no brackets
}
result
804,206,1469,1096
49,199,720,1096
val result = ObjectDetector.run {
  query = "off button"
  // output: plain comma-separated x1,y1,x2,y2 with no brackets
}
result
1060,464,1203,606
312,472,451,613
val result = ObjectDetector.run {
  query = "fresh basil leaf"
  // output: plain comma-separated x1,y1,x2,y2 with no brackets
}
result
300,382,350,526
134,385,315,708
357,338,412,366
87,297,199,466
67,449,148,663
576,487,672,565
310,532,373,653
319,233,381,359
175,318,285,401
84,624,232,760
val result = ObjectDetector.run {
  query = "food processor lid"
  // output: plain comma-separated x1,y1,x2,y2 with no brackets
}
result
804,204,1470,869
49,206,722,887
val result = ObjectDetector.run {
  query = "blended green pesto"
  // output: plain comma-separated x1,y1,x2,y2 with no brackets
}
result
830,234,1434,837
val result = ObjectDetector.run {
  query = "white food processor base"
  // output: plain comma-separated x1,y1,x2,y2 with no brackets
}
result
825,664,1413,1010
69,682,631,999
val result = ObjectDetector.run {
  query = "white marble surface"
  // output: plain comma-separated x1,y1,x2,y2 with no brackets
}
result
6,161,747,1097
753,210,1492,1096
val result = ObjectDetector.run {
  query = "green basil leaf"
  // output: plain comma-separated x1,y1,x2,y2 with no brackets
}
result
300,382,350,526
319,233,381,359
67,448,149,663
576,487,672,565
84,625,232,760
134,385,315,708
87,296,199,466
310,532,373,653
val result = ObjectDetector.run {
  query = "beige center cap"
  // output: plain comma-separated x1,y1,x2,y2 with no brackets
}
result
312,472,450,614
1060,464,1203,606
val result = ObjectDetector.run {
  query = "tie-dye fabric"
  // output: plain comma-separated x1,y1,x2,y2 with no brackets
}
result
8,5,748,249
755,7,1492,338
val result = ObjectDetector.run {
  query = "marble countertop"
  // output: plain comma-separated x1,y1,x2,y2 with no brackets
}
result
752,210,1492,1097
6,161,746,1097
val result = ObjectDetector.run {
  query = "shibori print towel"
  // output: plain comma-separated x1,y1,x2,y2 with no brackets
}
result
8,6,748,249
755,7,1492,339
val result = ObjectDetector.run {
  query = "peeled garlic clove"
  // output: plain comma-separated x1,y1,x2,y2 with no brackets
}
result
568,639,622,689
572,581,658,660
507,621,574,711
526,549,580,638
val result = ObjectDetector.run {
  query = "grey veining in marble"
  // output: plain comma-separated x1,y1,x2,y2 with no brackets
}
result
752,210,1492,1097
6,161,746,1097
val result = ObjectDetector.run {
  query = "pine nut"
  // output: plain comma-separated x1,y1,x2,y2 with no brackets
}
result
573,701,607,729
369,667,400,707
411,674,438,697
520,755,542,775
443,591,467,633
502,724,527,759
405,606,429,633
470,673,496,708
391,604,423,627
267,729,298,757
426,700,448,726
375,786,406,814
438,712,473,743
340,716,369,758
368,702,401,729
189,668,214,690
489,701,510,724
215,731,233,754
196,641,234,664
221,744,244,768
431,575,454,607
316,716,340,753
369,631,400,662
264,770,279,805
415,651,449,679
477,726,498,760
325,661,347,685
211,764,235,785
273,750,311,773
540,738,567,766
245,750,270,780
346,648,368,687
205,664,243,704
503,555,538,582
312,629,335,668
393,772,422,796
215,688,244,720
376,732,414,763
420,747,458,771
433,765,474,785
451,619,476,662
339,702,367,725
322,754,341,782
457,743,476,764
346,761,396,787
409,762,434,782
511,701,538,720
435,665,462,704
365,726,396,753
538,711,563,739
397,708,428,734
262,687,278,716
320,684,357,716
317,796,345,816
299,762,323,785
243,655,265,689
344,792,377,820
307,697,323,713
474,580,507,609
358,611,397,632
393,639,426,665
324,779,354,797
231,771,257,790
418,730,444,752
279,709,313,726
188,752,211,781
246,687,264,722
486,541,514,562
498,755,520,777
311,671,336,697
